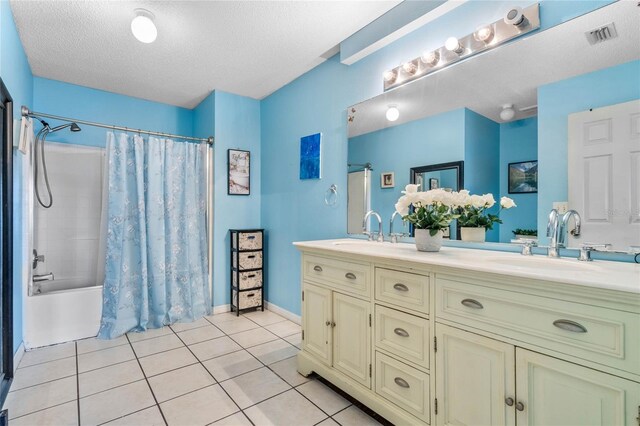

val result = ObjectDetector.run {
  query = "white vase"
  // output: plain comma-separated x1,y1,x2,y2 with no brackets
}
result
414,229,443,252
460,227,486,242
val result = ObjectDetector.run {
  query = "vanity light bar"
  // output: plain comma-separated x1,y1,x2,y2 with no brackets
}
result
383,3,540,91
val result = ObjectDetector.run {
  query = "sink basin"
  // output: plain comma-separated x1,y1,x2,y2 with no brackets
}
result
331,240,378,246
483,255,601,272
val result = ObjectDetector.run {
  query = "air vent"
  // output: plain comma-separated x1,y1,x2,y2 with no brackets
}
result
585,22,618,45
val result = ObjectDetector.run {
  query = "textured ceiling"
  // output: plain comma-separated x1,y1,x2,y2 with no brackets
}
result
9,0,400,108
348,0,640,137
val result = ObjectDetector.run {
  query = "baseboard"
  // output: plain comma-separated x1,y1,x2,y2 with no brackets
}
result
212,304,230,315
13,342,25,373
265,301,301,325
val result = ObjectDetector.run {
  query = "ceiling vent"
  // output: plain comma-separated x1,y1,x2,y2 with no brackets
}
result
585,22,618,45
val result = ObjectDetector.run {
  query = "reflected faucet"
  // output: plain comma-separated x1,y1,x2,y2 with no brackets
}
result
389,211,407,243
559,210,581,247
546,209,561,258
363,210,384,242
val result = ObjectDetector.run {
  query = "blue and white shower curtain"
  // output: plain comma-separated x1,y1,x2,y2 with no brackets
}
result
98,132,210,339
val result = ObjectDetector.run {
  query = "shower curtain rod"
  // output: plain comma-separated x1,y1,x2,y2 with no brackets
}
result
21,106,214,145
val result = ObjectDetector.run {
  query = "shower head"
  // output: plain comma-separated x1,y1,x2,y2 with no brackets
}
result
48,122,82,133
70,123,81,132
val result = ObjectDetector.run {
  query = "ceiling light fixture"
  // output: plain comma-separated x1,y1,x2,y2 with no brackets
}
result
445,37,464,55
383,70,397,83
474,24,494,43
131,9,157,44
402,61,418,75
421,50,440,67
504,6,529,29
500,104,516,121
386,105,400,122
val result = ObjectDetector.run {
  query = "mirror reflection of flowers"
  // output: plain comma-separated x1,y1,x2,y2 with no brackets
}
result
455,190,517,230
395,184,462,236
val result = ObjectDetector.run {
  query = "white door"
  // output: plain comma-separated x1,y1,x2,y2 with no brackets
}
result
435,324,516,426
302,283,332,366
516,348,640,426
568,99,640,251
332,292,371,388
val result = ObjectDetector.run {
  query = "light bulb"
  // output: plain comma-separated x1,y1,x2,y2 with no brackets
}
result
500,104,515,121
131,9,157,43
386,106,400,122
402,61,417,75
383,70,397,82
474,24,494,43
421,50,440,67
445,36,464,54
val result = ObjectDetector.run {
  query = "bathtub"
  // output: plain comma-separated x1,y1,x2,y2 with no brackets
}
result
24,278,103,349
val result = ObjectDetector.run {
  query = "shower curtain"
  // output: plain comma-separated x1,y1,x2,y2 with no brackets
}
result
98,132,210,339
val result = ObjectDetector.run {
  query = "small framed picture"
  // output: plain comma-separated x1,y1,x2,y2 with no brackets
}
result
381,172,395,188
508,160,538,193
228,149,250,195
429,178,439,190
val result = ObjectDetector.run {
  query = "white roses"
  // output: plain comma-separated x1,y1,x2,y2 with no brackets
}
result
500,196,516,209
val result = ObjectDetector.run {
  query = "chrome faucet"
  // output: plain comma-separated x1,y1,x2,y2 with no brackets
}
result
363,210,384,242
388,211,407,243
546,209,561,258
559,210,582,247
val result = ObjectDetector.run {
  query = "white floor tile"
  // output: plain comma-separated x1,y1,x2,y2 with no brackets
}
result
247,339,298,365
170,317,210,333
244,310,287,326
127,326,173,343
284,332,302,349
11,356,76,391
264,320,301,338
104,406,165,426
296,380,351,415
189,336,242,362
268,356,311,387
3,376,77,419
160,385,239,426
76,335,128,355
244,389,327,426
138,346,198,377
229,327,279,348
131,333,183,358
202,350,262,382
220,367,290,409
9,401,78,426
19,342,76,368
332,406,382,426
79,380,156,425
79,359,144,397
316,418,340,426
177,325,224,345
78,344,135,373
211,412,253,426
148,364,216,402
215,317,261,335
205,312,246,325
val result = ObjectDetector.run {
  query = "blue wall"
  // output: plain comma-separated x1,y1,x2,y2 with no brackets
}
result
1,0,33,353
537,60,640,244
500,117,538,242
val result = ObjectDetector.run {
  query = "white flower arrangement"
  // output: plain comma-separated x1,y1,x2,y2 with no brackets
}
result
395,185,461,236
456,191,517,229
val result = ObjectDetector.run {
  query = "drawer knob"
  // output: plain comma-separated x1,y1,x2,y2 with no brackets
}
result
331,321,336,328
313,265,323,272
394,377,410,389
505,397,514,407
461,298,484,309
325,321,331,326
553,319,587,333
393,328,410,338
393,283,409,292
515,401,525,412
345,272,357,280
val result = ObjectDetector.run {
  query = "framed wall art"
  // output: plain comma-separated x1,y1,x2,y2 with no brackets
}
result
228,149,250,195
508,160,538,193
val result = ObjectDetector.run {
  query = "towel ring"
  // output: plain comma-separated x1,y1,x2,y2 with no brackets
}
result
324,184,339,207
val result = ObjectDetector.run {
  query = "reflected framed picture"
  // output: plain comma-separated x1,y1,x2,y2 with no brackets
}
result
228,149,250,195
508,160,538,194
381,172,394,188
429,178,439,190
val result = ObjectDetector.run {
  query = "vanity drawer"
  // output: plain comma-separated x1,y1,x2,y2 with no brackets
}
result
233,270,263,290
436,276,640,376
303,254,371,297
233,289,262,309
375,268,429,314
375,305,429,368
375,352,430,423
233,251,263,270
233,232,263,250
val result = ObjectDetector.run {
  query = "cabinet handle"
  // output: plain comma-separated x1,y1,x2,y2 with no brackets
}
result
247,274,256,278
505,397,514,407
515,401,525,412
393,283,409,292
247,235,256,240
247,255,256,259
325,321,331,326
313,265,323,272
553,319,587,333
393,328,410,338
331,321,336,327
394,377,410,388
246,293,255,298
461,298,484,309
345,272,356,280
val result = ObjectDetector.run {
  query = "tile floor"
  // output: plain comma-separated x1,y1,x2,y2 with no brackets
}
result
4,309,384,426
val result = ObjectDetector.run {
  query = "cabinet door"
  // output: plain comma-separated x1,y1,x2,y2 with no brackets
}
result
516,348,640,426
302,283,332,365
435,324,516,426
333,292,371,388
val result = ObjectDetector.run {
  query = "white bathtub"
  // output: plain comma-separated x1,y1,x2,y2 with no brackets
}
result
24,279,103,349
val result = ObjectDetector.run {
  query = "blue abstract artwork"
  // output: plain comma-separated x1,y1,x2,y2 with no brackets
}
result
300,133,322,179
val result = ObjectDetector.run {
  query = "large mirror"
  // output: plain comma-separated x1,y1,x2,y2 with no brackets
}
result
347,1,640,251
